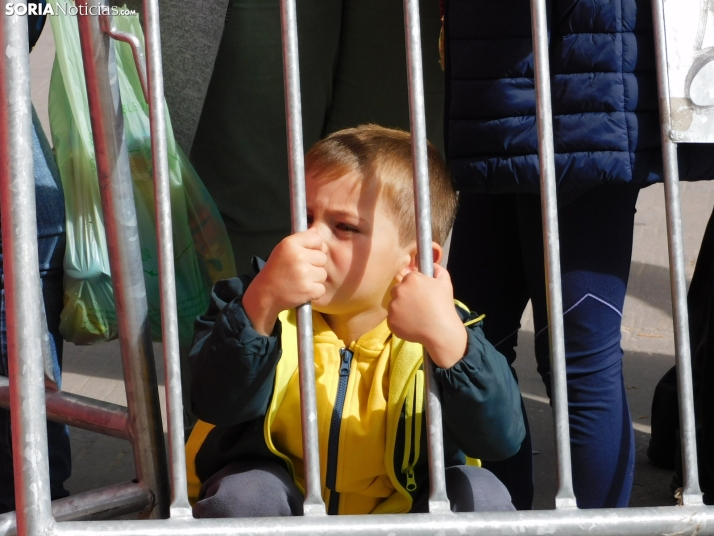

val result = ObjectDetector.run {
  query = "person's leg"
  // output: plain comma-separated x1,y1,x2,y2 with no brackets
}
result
518,184,639,509
702,333,714,505
323,0,444,152
33,107,71,503
445,465,516,512
0,109,70,514
411,465,515,512
447,191,534,510
647,366,678,469
40,273,71,503
189,0,342,274
448,192,530,364
192,459,304,518
676,201,714,503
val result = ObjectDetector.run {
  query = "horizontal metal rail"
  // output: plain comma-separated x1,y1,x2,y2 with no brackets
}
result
0,482,152,536
0,377,130,440
51,506,714,535
47,482,151,522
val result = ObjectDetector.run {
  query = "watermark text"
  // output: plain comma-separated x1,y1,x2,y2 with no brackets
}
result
5,3,137,17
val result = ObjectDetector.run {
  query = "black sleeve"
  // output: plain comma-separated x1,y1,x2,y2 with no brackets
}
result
189,273,282,427
435,314,525,461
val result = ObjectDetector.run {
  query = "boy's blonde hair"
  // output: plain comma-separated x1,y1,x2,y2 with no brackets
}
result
304,125,457,246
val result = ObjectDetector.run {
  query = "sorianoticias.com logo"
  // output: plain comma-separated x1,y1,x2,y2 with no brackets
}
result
5,2,136,16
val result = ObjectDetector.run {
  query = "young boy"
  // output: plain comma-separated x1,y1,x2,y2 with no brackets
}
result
185,125,525,516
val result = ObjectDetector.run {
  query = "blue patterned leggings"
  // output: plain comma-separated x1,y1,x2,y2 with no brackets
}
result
448,184,640,509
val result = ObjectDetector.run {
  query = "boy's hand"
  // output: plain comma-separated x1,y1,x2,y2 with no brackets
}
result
243,229,327,336
388,263,468,369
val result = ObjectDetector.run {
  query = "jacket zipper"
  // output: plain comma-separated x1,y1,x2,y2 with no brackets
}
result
402,370,424,492
325,347,353,515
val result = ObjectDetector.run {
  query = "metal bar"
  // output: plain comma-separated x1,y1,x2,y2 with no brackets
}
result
46,482,151,522
0,377,129,440
142,0,193,519
651,0,704,507
529,0,577,509
53,505,714,536
98,13,149,103
0,482,152,536
74,1,170,518
402,0,450,514
0,3,55,534
279,0,326,517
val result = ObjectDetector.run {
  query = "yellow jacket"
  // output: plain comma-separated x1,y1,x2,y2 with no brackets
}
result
187,309,426,514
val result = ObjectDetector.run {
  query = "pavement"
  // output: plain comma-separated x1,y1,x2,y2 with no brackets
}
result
27,21,714,512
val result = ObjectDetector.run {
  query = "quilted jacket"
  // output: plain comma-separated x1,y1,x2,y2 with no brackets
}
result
444,0,714,194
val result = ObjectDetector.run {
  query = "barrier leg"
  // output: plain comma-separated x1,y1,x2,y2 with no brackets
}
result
279,0,326,517
75,1,170,518
141,0,192,518
651,0,704,507
402,0,451,515
0,3,54,533
529,0,577,510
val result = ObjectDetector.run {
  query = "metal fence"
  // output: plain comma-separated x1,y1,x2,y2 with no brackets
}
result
0,0,713,534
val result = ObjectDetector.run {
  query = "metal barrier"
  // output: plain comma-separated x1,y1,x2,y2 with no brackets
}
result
0,0,713,534
0,0,171,532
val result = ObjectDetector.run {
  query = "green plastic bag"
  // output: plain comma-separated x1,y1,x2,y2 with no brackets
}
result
49,2,236,346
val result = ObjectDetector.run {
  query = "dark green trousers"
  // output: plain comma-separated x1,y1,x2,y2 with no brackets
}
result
190,0,445,273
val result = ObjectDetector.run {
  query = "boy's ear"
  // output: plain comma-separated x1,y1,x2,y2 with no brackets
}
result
398,242,444,280
433,242,444,266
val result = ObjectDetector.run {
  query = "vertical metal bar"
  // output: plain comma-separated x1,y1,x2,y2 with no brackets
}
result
0,3,54,533
75,1,170,517
529,0,577,509
651,0,704,507
279,0,326,516
403,0,450,514
141,0,192,518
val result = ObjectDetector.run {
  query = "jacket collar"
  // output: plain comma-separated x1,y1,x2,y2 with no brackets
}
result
312,311,393,358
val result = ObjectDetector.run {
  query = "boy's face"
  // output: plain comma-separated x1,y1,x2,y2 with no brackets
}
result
306,170,414,318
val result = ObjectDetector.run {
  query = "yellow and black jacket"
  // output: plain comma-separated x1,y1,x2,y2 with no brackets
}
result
186,273,525,514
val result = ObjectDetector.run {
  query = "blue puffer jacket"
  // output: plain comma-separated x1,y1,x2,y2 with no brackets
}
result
445,0,714,194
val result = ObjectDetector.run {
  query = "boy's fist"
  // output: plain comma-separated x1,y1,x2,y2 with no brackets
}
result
387,264,468,369
243,229,327,335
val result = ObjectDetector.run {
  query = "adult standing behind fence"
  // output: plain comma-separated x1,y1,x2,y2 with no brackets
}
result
187,0,445,274
649,203,714,505
0,5,71,512
442,0,714,510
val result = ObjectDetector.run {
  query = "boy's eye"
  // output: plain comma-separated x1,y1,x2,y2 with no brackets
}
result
336,222,359,233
